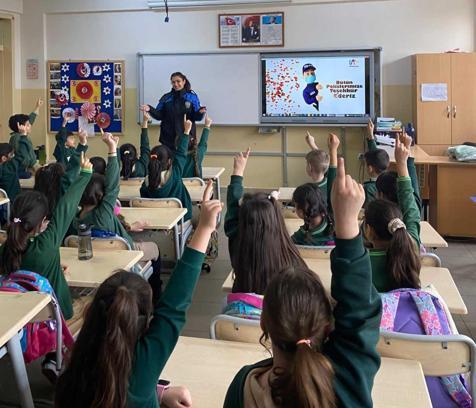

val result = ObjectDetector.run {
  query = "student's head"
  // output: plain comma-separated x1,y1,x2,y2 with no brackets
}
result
365,199,421,290
65,131,76,148
8,114,31,134
80,174,105,209
56,271,153,408
90,156,106,175
0,191,49,275
34,163,66,219
364,148,389,178
234,192,306,294
170,72,191,92
119,143,137,180
261,267,335,408
0,143,14,163
375,171,398,203
305,150,329,181
147,145,173,190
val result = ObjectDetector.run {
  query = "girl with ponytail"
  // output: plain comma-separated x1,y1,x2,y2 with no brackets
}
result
140,115,193,222
56,181,223,408
225,158,382,408
364,134,422,292
182,114,212,178
119,111,151,180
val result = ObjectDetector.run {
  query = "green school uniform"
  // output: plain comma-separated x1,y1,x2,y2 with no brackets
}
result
0,170,92,319
127,247,205,407
363,139,379,207
129,128,151,178
140,133,192,222
224,235,382,408
53,127,89,166
9,112,37,172
182,127,209,178
291,218,334,246
72,155,133,247
224,175,243,262
315,165,337,211
370,175,421,292
0,156,21,201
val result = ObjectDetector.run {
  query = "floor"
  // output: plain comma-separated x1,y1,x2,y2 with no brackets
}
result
0,203,475,406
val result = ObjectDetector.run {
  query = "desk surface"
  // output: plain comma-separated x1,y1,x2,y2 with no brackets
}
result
0,292,51,347
120,207,187,230
0,197,10,206
19,178,34,189
60,247,143,287
278,187,295,202
162,336,430,408
118,183,205,202
202,167,225,179
223,261,466,315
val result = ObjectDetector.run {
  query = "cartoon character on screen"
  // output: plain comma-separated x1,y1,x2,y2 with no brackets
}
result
302,63,323,111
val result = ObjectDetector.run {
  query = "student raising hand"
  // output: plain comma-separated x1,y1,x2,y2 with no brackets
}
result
101,129,118,153
232,147,251,177
305,131,318,151
78,128,88,146
183,115,193,135
367,119,375,140
394,133,411,177
80,152,93,172
331,158,365,239
204,114,212,129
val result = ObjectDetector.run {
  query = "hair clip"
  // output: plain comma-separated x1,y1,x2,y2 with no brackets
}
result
124,150,130,155
268,190,280,201
150,154,158,159
296,338,312,348
13,217,22,224
387,218,406,235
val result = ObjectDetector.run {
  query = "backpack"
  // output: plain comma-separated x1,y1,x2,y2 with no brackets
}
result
0,271,74,363
381,289,472,408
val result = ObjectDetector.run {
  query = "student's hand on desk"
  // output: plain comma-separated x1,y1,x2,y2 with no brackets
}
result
78,128,88,146
80,152,93,172
232,147,251,177
184,115,193,135
129,220,150,232
204,114,212,128
140,104,150,112
162,386,192,408
331,158,364,240
367,119,375,139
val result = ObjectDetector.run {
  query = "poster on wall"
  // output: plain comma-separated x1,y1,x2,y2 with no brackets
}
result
219,12,284,48
47,60,125,135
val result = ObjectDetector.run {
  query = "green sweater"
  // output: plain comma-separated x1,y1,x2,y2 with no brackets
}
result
370,175,422,292
53,127,89,166
127,247,205,407
291,218,334,246
9,112,37,171
224,175,244,261
129,128,151,178
224,235,382,408
0,156,21,201
0,170,92,319
73,156,133,247
363,139,379,207
140,133,192,221
182,128,209,178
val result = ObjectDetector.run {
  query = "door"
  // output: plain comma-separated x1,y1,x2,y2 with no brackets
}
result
414,54,452,145
450,53,476,145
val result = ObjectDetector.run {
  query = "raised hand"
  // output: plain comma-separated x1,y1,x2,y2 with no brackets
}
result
328,133,340,151
161,386,193,408
80,152,93,172
394,134,410,177
232,147,251,177
184,115,193,135
331,158,365,240
140,104,151,112
367,119,375,139
305,131,318,151
204,114,212,128
78,128,88,145
17,122,28,135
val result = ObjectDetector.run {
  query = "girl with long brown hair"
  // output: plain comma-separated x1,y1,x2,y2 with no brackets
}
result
55,181,222,408
224,158,382,408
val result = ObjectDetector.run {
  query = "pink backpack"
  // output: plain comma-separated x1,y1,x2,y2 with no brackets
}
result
0,271,74,363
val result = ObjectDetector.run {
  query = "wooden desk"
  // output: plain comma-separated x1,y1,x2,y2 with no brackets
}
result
284,218,301,236
222,261,466,315
202,167,225,180
162,336,430,408
420,221,448,248
0,197,10,206
19,178,34,189
60,247,143,288
278,187,295,202
120,207,187,230
118,183,205,202
0,292,52,408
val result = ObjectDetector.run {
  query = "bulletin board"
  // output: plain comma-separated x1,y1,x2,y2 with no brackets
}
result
47,60,125,135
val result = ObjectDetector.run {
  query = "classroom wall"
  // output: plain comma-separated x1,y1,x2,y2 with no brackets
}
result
14,0,476,187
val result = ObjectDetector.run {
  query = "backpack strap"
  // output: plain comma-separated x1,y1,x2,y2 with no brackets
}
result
380,291,401,332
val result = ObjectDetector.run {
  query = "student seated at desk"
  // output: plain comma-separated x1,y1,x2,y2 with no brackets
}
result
53,114,89,166
55,183,222,408
225,158,382,408
119,111,151,180
140,116,193,222
0,143,22,202
182,114,212,178
363,119,390,207
71,132,161,299
223,147,306,318
90,156,106,175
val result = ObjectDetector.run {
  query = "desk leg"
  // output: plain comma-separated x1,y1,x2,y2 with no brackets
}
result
7,333,34,408
215,177,221,225
174,224,181,260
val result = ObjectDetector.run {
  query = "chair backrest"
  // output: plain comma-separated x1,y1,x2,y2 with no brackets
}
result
64,235,131,250
210,314,262,344
120,178,143,186
182,177,205,187
377,331,476,399
281,206,300,219
420,253,442,267
130,197,183,209
297,245,334,259
0,188,8,199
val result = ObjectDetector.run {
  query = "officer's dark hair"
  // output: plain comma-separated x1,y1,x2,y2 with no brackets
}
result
364,148,390,174
170,72,191,93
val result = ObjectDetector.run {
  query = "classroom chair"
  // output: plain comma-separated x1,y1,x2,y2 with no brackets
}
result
129,197,193,260
297,245,334,259
63,235,153,280
210,314,262,344
420,252,442,267
377,331,476,400
182,177,205,187
0,188,10,225
281,206,300,219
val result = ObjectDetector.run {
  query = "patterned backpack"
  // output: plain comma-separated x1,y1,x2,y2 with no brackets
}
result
0,270,74,363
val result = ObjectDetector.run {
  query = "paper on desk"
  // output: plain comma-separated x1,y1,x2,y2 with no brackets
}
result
421,83,448,102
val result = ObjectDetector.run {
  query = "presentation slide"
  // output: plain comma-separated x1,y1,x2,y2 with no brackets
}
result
262,56,368,118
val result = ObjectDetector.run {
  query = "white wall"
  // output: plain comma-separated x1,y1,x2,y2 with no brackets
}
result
0,0,22,14
19,0,475,89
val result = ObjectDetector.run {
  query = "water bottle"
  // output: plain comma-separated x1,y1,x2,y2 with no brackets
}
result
78,224,93,260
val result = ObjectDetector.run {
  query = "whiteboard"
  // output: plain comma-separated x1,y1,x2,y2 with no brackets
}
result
138,53,260,125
